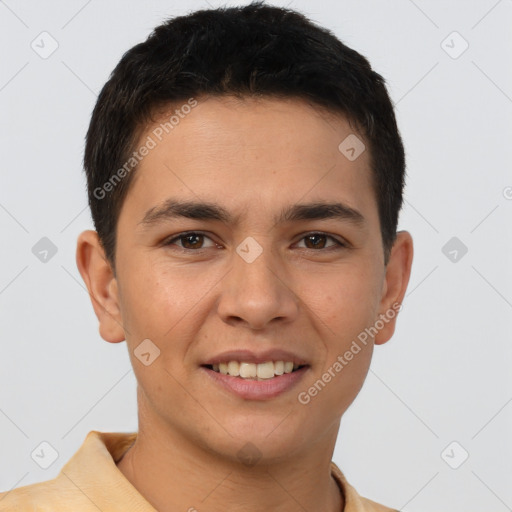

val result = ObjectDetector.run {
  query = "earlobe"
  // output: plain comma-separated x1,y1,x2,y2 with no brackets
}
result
75,230,126,343
374,231,413,345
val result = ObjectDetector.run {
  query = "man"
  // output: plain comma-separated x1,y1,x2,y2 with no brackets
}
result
0,2,412,510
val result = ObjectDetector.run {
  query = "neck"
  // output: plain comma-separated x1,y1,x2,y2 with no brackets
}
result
116,400,344,512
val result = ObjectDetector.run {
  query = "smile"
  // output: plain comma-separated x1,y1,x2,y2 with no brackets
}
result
202,362,309,400
206,360,305,380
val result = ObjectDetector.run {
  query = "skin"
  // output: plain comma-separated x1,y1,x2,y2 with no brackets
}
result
76,96,413,512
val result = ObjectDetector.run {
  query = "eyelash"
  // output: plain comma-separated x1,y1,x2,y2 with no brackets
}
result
162,231,347,252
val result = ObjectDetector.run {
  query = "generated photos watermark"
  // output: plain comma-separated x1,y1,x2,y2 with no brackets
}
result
93,97,198,200
297,301,402,405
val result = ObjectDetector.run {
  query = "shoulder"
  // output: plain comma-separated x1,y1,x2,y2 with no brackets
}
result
0,476,92,511
0,430,139,511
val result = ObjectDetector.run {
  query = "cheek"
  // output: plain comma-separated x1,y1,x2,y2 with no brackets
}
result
119,261,199,337
118,261,211,384
297,264,381,333
297,264,382,394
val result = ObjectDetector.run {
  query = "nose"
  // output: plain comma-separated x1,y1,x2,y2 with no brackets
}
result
216,242,300,330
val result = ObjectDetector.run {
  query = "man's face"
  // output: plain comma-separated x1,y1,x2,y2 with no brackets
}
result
92,96,405,462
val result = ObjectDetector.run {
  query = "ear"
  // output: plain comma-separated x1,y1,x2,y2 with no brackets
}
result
374,230,413,345
75,230,125,343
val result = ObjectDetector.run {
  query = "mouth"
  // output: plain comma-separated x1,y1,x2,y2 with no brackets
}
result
200,352,310,400
202,361,308,381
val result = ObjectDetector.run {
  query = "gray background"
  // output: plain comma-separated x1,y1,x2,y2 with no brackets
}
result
1,1,511,510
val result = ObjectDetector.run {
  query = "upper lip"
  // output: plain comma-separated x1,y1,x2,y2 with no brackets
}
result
202,349,309,366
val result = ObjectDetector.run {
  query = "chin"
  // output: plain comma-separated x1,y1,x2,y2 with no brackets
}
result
209,414,311,465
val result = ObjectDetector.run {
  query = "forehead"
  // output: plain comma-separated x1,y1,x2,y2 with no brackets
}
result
121,96,377,227
144,95,364,165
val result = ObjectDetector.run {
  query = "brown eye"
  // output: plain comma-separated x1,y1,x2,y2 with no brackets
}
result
297,233,343,250
181,234,204,249
304,234,327,249
165,232,216,250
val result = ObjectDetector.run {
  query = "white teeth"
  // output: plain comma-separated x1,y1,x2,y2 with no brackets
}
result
239,362,257,378
257,361,275,379
227,361,240,376
210,360,302,379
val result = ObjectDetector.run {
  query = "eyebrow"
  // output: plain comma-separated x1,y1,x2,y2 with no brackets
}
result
139,199,366,228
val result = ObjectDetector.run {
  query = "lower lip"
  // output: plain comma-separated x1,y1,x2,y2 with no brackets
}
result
201,366,309,400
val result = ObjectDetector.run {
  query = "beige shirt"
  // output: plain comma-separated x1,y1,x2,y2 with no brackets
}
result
0,431,397,511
